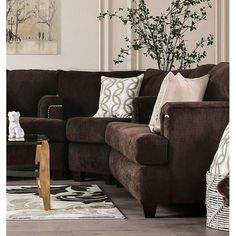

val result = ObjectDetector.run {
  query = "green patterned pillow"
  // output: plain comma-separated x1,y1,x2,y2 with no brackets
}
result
93,74,144,118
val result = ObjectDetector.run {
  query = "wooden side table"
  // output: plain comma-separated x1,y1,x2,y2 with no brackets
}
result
7,134,51,210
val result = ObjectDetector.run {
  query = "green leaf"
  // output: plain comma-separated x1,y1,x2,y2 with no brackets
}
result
98,0,214,70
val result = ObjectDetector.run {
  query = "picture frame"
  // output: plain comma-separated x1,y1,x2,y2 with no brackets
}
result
6,0,58,55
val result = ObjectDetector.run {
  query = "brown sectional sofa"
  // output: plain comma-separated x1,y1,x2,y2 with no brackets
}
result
106,62,229,217
7,62,229,217
7,69,142,179
58,70,142,181
7,70,68,179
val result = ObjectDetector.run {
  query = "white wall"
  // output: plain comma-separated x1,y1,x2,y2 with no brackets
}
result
7,0,229,71
7,0,100,70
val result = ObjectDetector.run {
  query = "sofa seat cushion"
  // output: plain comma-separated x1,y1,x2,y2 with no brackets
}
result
105,122,168,165
66,117,130,144
18,117,65,142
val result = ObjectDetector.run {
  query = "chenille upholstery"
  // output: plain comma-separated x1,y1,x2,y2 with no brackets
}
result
106,62,229,217
7,63,229,218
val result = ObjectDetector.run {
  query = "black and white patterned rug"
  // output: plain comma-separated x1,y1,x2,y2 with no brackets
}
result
7,185,125,220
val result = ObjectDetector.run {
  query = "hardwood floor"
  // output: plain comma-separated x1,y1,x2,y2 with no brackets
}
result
7,179,229,236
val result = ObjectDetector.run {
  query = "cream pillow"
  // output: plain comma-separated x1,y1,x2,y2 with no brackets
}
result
209,123,229,176
149,72,210,133
93,74,144,118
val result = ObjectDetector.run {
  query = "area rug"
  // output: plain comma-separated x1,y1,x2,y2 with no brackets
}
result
7,185,125,220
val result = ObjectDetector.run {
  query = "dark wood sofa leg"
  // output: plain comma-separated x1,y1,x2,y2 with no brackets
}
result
115,180,123,188
104,174,115,185
142,203,157,218
72,171,85,182
50,170,71,180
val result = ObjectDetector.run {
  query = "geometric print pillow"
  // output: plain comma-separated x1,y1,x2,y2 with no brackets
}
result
93,74,144,118
209,123,229,176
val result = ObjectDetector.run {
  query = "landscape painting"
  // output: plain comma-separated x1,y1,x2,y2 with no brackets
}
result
6,0,58,54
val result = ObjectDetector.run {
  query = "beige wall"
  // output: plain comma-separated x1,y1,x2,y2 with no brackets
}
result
7,0,229,71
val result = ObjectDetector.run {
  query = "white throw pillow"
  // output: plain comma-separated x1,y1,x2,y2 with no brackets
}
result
209,123,229,176
93,74,144,118
149,72,210,133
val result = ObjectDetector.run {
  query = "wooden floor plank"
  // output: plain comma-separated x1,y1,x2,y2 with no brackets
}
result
7,232,73,236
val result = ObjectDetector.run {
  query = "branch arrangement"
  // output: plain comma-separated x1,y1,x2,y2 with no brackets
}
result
98,0,214,71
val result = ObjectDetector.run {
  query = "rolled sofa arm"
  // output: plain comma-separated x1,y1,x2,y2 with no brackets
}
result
132,96,156,124
159,101,229,203
38,95,64,119
160,101,229,164
160,101,229,137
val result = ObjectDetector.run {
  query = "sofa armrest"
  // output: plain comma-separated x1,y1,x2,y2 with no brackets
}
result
159,101,229,202
160,101,229,136
132,96,156,124
160,101,229,137
160,101,229,164
38,95,64,119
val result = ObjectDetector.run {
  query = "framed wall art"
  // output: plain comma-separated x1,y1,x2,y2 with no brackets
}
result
6,0,58,55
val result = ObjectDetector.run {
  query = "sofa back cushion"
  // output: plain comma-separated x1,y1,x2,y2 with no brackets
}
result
58,70,143,118
149,72,210,133
93,74,144,118
7,70,58,117
141,64,215,96
204,62,229,101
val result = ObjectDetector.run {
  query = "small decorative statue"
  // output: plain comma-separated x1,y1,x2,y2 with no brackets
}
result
8,111,25,140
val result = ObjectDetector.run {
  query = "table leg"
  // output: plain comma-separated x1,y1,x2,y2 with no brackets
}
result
35,144,42,198
38,140,51,210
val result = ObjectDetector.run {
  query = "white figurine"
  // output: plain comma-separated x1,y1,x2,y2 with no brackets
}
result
8,111,25,140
